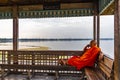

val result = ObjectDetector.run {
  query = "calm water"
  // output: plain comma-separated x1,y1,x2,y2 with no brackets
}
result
0,40,114,59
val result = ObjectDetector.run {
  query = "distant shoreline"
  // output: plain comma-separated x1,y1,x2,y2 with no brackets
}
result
20,46,49,51
0,38,114,43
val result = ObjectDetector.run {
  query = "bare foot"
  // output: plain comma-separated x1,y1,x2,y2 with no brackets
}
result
58,59,64,65
58,59,67,65
61,60,66,65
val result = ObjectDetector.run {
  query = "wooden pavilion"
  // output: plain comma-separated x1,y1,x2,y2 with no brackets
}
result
0,0,119,80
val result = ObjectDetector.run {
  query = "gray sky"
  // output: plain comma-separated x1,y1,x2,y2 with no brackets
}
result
0,15,114,39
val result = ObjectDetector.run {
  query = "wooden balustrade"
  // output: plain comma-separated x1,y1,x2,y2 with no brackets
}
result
0,50,83,74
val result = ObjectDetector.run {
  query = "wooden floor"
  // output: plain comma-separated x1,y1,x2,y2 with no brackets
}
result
1,73,81,80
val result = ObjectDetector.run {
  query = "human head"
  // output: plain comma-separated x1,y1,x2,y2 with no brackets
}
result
89,40,97,47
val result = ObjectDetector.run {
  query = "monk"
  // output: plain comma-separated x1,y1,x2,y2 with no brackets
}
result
59,40,101,70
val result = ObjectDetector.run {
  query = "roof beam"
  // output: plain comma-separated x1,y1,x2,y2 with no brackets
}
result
0,3,93,11
0,0,93,6
61,3,93,9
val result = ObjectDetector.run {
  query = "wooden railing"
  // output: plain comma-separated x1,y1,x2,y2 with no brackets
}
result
0,50,83,74
0,50,114,80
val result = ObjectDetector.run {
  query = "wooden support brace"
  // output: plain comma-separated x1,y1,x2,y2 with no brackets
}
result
27,70,31,80
55,71,59,80
1,69,5,80
1,69,8,80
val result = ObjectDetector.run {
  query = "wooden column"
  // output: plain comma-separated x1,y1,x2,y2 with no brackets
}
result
97,13,100,47
13,5,18,51
93,1,97,40
94,0,100,47
114,0,120,80
13,5,19,64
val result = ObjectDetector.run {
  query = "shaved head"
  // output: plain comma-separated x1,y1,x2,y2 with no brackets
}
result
90,40,97,47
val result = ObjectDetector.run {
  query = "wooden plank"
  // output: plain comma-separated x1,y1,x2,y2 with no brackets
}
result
0,3,93,11
61,3,93,9
19,5,43,11
85,67,109,80
98,56,113,77
8,50,82,56
0,0,8,4
99,62,112,77
0,64,78,71
85,68,100,80
100,56,113,69
95,69,106,80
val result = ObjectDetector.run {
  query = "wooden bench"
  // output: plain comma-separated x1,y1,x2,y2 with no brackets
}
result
0,50,84,80
85,52,114,80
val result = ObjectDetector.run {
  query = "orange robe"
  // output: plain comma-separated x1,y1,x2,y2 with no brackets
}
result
67,46,100,70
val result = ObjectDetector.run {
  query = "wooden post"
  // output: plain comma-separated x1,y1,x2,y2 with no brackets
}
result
93,1,97,41
13,5,18,51
114,0,120,80
13,5,19,64
94,0,100,47
97,14,100,47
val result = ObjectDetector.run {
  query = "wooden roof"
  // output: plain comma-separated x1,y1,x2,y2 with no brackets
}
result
0,0,114,19
0,0,94,6
100,1,114,15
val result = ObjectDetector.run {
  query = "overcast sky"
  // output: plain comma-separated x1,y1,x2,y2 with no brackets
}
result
0,15,114,39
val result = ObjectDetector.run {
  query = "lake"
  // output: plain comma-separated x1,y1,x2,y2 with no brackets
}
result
0,40,114,59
